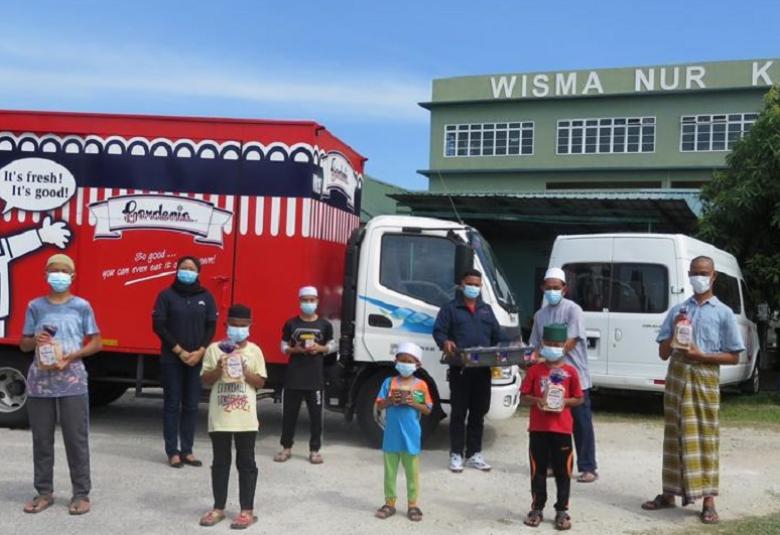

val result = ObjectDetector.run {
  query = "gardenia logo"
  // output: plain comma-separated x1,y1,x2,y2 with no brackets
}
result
121,200,195,224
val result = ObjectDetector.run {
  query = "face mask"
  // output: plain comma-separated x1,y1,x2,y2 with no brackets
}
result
300,302,318,315
227,325,250,344
47,272,72,293
462,284,481,300
689,275,711,295
544,289,563,306
395,362,417,377
540,345,565,361
177,269,198,285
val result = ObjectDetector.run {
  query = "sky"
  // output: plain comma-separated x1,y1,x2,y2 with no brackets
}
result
0,0,778,190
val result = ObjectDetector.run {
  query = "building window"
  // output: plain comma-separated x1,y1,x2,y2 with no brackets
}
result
680,113,758,152
444,122,533,157
557,117,655,155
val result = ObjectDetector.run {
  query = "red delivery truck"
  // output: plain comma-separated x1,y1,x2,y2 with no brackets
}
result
0,110,522,446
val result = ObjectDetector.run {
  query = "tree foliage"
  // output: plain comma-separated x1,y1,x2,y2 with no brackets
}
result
698,86,780,307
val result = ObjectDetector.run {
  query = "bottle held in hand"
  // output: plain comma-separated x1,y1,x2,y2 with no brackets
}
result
219,340,244,383
671,306,693,351
542,369,566,412
36,324,63,370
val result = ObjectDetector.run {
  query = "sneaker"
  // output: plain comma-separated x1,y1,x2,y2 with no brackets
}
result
449,453,464,473
465,452,492,472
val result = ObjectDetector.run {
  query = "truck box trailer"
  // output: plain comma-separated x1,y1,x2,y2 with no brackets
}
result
0,110,522,445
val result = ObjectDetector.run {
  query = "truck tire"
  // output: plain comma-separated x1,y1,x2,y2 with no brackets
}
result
355,370,441,449
740,355,761,395
89,382,129,407
0,353,30,428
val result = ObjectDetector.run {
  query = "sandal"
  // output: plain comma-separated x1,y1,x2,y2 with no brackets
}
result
407,506,423,522
169,455,183,468
554,511,572,531
576,471,598,483
642,494,676,511
230,512,258,530
309,451,323,465
23,494,54,514
200,509,226,527
68,496,91,515
274,449,292,463
375,504,396,519
523,510,543,527
182,455,203,467
700,506,719,524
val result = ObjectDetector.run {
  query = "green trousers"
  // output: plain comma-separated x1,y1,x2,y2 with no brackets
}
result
384,452,419,506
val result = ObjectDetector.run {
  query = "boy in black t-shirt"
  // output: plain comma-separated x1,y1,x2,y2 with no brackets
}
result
274,286,335,465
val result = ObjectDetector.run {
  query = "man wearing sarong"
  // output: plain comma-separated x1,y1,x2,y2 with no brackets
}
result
642,256,744,525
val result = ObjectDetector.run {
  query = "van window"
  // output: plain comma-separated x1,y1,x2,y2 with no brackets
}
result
380,234,456,308
610,263,668,313
714,272,741,314
740,279,755,321
563,263,611,312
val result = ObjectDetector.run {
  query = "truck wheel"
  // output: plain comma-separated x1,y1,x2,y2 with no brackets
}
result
740,356,760,395
356,371,392,448
89,383,129,407
355,370,442,449
0,353,30,428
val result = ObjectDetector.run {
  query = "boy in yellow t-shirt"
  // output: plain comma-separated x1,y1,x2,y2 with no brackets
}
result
199,304,267,530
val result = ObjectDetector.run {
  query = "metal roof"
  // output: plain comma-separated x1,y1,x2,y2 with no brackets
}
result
390,189,701,234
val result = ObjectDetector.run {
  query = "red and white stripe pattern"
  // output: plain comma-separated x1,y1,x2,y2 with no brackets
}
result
4,188,359,244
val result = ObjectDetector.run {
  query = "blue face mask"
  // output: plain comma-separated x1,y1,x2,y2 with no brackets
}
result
177,269,198,285
395,362,417,377
227,325,250,343
540,345,565,361
462,284,481,300
47,272,72,293
300,302,318,315
544,289,563,306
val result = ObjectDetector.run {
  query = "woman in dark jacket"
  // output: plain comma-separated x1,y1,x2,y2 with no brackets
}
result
152,256,217,467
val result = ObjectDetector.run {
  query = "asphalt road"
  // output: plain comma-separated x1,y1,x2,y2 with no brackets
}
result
1,393,779,535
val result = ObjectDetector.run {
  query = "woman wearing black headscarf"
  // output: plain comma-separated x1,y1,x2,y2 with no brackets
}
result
152,256,217,467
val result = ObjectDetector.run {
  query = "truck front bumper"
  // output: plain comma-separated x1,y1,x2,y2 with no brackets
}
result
486,376,520,421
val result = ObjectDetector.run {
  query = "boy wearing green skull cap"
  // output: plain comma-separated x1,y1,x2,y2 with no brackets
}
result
520,324,584,530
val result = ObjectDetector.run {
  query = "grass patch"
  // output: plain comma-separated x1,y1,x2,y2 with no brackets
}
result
641,511,780,535
719,392,780,428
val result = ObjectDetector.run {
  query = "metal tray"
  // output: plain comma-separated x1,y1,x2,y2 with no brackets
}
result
441,345,536,368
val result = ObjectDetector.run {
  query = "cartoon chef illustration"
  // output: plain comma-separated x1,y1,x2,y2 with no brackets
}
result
0,216,71,337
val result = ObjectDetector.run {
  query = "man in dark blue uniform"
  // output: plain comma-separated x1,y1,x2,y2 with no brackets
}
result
433,269,507,473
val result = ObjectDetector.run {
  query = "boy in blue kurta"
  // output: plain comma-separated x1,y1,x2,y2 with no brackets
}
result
374,342,432,522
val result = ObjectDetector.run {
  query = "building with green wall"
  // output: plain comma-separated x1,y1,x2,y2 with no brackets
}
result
394,58,778,326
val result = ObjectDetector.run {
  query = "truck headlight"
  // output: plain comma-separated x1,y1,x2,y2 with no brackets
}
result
492,367,513,380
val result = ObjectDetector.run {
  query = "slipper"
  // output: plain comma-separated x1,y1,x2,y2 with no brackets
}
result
23,494,54,514
576,471,598,483
523,510,543,527
230,512,258,530
375,504,396,519
700,506,719,524
274,450,292,463
554,510,572,531
169,455,184,468
199,510,226,527
642,494,676,511
309,451,324,465
182,455,203,467
68,497,91,515
407,506,423,522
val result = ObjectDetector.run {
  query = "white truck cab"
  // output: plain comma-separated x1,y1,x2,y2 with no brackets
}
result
338,215,522,445
548,233,761,394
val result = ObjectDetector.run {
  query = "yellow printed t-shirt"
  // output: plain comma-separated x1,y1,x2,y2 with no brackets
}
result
201,341,267,433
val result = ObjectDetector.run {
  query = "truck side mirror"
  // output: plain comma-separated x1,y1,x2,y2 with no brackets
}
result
454,244,474,285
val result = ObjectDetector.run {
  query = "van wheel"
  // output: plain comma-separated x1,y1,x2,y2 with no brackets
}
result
89,382,129,407
0,353,30,428
740,357,760,395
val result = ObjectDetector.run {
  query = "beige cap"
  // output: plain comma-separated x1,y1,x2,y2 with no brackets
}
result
544,267,566,283
46,253,75,271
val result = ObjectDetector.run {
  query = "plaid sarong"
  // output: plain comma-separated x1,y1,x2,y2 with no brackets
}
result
662,352,720,504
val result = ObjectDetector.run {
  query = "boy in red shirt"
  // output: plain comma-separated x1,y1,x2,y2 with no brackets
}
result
520,323,584,531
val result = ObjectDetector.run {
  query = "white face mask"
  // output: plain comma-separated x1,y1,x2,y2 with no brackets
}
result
689,275,712,295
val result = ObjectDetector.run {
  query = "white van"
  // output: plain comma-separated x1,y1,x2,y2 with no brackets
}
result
548,233,761,393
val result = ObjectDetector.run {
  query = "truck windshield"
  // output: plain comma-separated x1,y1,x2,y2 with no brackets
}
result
467,230,517,313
